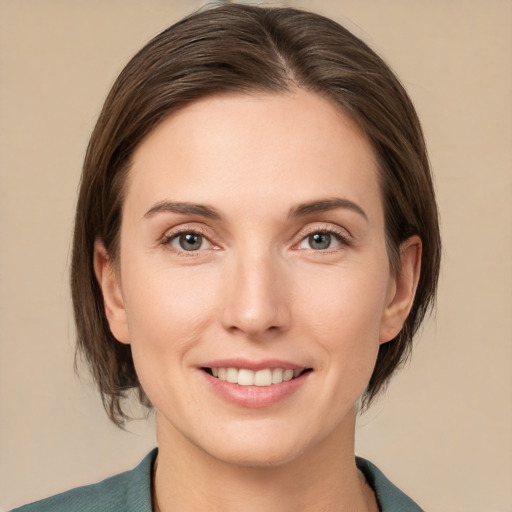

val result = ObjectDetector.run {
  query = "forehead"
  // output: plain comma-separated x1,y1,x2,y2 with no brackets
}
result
126,90,381,221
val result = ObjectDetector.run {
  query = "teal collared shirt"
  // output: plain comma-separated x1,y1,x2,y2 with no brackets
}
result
11,449,423,511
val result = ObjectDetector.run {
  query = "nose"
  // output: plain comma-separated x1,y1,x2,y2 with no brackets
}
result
221,250,291,339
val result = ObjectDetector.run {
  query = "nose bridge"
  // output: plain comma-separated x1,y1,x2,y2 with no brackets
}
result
222,244,289,337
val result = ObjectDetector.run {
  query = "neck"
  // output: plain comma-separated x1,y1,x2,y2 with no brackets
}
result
153,409,378,512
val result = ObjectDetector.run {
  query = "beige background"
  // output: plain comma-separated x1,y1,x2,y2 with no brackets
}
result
1,1,511,511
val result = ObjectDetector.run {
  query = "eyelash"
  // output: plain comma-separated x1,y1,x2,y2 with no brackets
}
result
294,226,352,252
161,226,218,256
160,224,351,256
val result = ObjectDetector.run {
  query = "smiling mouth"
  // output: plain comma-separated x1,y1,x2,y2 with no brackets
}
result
202,367,312,387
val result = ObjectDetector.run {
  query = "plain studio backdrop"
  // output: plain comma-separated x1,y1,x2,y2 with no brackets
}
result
0,1,511,511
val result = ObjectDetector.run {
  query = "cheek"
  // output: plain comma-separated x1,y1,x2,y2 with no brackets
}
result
294,261,389,363
121,261,220,357
120,262,223,410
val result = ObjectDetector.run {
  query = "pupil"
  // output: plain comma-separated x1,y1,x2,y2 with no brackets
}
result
309,232,330,250
179,233,202,251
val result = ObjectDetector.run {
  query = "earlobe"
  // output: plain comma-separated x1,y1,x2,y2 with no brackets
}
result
379,236,422,344
93,239,130,344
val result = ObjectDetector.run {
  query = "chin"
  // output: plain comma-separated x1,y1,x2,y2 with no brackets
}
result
207,438,308,469
190,418,326,470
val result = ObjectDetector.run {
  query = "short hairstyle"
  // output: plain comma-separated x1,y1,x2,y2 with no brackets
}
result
71,3,441,426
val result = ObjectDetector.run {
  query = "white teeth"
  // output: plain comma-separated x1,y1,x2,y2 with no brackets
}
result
283,369,294,381
226,367,238,383
271,368,283,384
254,369,272,386
237,369,255,386
211,367,304,386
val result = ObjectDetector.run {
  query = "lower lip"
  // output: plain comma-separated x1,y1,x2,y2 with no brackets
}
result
201,371,310,408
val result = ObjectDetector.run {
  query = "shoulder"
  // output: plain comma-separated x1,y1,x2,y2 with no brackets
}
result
356,457,424,512
10,449,157,512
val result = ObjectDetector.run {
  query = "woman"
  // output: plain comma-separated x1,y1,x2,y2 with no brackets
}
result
12,4,440,511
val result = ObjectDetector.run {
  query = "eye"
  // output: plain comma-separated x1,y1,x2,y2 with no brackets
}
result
297,231,344,251
168,232,213,252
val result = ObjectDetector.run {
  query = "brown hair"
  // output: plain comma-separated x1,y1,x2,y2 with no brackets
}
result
71,3,441,426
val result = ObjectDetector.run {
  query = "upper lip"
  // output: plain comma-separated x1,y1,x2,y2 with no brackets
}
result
200,358,308,371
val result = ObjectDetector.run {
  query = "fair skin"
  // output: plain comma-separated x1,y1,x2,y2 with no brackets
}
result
95,90,421,512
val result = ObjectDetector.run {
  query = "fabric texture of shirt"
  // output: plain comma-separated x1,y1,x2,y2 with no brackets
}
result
11,449,424,512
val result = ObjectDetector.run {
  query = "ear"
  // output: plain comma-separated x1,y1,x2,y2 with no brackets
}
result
93,239,130,344
379,236,422,344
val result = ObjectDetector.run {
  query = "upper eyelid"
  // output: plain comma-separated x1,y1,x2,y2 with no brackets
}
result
159,221,352,246
294,223,352,240
162,223,215,238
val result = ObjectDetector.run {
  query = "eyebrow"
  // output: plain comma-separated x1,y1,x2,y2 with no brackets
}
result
144,201,222,220
143,197,367,222
289,198,368,221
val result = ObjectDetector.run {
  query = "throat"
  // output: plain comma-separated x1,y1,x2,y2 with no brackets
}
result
152,448,377,512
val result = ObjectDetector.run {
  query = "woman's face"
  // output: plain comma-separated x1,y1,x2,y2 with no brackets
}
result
98,90,417,467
